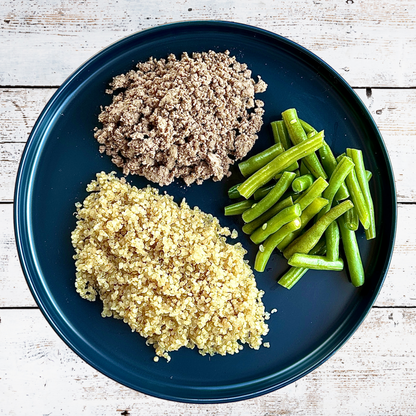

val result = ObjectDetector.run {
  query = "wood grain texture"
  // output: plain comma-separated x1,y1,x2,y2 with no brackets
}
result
1,88,415,202
1,307,415,415
1,0,415,87
1,202,414,308
1,2,415,413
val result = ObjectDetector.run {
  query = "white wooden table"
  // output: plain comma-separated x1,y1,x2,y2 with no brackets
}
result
1,1,415,414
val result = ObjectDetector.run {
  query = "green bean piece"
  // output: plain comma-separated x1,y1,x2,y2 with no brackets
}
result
318,141,350,201
242,172,296,223
347,148,376,240
292,174,314,193
295,176,329,211
299,119,317,135
238,142,283,178
271,121,282,145
278,239,326,289
277,267,309,290
283,199,354,259
228,183,242,199
275,120,291,150
237,131,324,199
344,207,359,231
317,156,355,220
344,165,371,230
282,108,328,179
253,183,275,201
300,160,311,176
286,161,300,172
250,203,302,244
288,253,343,271
275,168,299,182
338,213,365,287
325,220,340,261
366,170,372,181
242,197,293,235
254,218,302,272
224,200,255,216
277,197,329,251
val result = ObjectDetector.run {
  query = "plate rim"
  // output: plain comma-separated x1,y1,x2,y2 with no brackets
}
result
13,20,397,403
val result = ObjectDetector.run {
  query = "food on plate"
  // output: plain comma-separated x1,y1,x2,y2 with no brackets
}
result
71,172,270,361
225,108,375,288
94,50,267,187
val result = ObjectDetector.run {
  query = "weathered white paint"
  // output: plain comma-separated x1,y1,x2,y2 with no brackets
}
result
0,308,415,415
1,0,416,87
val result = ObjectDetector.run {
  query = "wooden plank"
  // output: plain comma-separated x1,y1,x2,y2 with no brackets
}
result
1,307,415,415
355,88,416,203
1,202,414,308
0,88,55,143
1,0,416,87
1,88,415,203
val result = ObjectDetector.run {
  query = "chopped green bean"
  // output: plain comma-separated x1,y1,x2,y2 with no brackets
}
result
228,183,242,199
275,168,300,182
344,207,359,231
254,218,302,272
292,174,314,193
277,266,309,290
299,119,317,135
318,141,350,201
271,121,282,145
224,200,255,216
317,155,355,219
282,108,328,179
237,131,324,199
242,196,293,235
242,172,296,223
345,165,371,230
277,197,329,251
338,212,365,287
288,253,343,271
347,148,376,239
300,160,311,176
278,239,326,289
283,199,354,259
275,120,291,150
295,176,329,211
250,203,302,244
238,142,283,178
325,220,340,261
253,183,275,201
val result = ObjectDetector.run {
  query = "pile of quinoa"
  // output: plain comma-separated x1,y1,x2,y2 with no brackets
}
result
94,50,267,186
71,172,269,361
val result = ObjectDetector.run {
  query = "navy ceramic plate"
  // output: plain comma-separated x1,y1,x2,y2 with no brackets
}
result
14,21,396,403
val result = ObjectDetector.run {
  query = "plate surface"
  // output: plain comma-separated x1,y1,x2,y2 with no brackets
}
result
14,21,396,403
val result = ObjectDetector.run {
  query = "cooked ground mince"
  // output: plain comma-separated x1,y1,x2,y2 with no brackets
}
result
94,51,267,186
72,172,270,361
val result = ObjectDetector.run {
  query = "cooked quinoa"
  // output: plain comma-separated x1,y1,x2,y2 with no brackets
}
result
72,172,269,361
94,50,267,186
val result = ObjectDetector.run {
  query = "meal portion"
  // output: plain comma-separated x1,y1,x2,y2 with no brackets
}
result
72,172,269,362
225,108,376,289
94,51,267,186
72,49,377,362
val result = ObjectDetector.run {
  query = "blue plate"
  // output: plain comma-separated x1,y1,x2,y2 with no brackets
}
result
14,21,396,403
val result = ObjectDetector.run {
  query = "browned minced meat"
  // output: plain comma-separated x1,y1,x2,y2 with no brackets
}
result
94,50,267,186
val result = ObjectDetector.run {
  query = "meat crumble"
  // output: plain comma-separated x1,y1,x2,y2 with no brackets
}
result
94,50,267,186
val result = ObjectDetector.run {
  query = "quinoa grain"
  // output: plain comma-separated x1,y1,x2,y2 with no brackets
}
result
72,172,269,361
